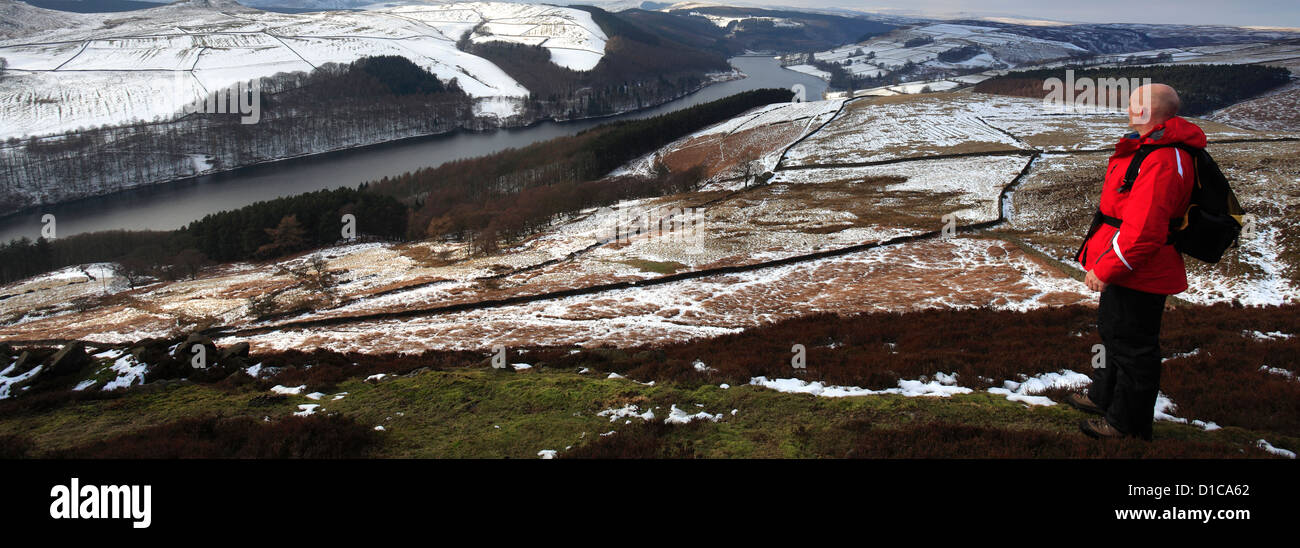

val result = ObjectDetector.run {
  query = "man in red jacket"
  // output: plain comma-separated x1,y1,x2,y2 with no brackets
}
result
1069,83,1201,441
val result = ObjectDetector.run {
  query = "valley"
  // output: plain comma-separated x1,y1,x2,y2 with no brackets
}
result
1,1,1297,460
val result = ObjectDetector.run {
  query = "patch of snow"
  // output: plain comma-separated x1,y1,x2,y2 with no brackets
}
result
1245,330,1293,341
101,353,149,391
750,373,972,398
0,361,42,399
1256,439,1296,459
664,404,723,424
1260,366,1296,381
1163,349,1201,363
271,384,306,395
596,404,655,423
786,64,830,80
988,370,1091,406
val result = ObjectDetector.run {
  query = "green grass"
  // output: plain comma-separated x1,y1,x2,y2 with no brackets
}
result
1,367,1292,458
0,383,281,453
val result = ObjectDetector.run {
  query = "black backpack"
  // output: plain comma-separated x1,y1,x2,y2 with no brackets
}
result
1081,143,1246,264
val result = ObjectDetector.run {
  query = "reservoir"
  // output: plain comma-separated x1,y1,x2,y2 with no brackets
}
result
0,56,828,242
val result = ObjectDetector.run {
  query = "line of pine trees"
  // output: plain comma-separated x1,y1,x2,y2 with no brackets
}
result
0,188,407,284
973,63,1292,116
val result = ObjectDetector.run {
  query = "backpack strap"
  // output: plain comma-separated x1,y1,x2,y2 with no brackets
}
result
1087,207,1182,245
1120,143,1205,193
1074,209,1104,263
1119,144,1170,193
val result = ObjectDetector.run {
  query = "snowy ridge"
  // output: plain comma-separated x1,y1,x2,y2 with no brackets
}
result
0,1,608,138
797,22,1088,85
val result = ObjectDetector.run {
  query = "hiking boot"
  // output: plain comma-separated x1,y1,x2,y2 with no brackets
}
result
1079,417,1129,439
1066,393,1104,415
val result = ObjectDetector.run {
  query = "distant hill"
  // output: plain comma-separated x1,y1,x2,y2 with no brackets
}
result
659,5,896,54
20,0,165,13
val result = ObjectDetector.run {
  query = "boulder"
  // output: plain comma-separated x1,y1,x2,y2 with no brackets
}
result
47,342,89,376
144,355,188,383
129,340,171,363
10,351,34,375
217,341,250,363
172,334,218,369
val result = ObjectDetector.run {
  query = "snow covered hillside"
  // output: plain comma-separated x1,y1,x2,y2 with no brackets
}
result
784,23,1087,84
0,0,608,139
784,20,1300,97
6,87,1297,355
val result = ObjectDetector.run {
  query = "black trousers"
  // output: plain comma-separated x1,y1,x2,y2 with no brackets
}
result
1089,283,1168,440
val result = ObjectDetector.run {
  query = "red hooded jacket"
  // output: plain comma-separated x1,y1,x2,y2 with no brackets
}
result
1077,116,1205,295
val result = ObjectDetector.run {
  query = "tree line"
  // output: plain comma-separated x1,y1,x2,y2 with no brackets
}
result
0,187,407,285
181,187,408,262
1,89,792,283
973,63,1292,116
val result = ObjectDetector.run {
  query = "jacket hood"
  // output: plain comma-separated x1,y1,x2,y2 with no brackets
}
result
1113,116,1208,157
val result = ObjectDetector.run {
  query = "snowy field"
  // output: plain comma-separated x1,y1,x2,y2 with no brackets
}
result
786,91,1282,167
220,236,1090,354
782,93,1032,166
614,98,844,182
805,22,1088,82
0,1,608,138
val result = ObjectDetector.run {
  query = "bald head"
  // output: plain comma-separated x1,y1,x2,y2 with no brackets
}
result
1128,83,1181,133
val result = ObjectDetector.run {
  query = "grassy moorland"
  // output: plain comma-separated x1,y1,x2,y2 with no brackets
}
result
2,304,1295,459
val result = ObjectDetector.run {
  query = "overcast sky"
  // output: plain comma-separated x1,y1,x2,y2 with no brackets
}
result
746,0,1300,27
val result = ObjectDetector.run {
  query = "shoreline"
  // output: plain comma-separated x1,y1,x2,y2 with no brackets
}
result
0,68,749,225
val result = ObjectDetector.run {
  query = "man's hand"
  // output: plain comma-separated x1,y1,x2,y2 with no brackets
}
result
1085,270,1108,292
